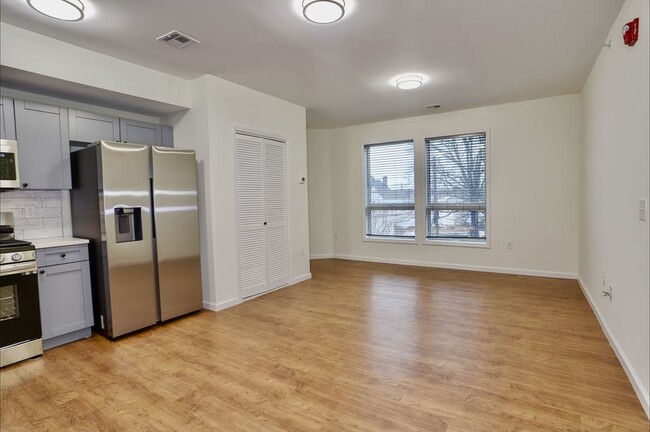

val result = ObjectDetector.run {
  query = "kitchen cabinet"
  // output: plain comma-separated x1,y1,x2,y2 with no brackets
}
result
69,110,173,147
37,244,93,350
69,109,120,143
161,125,174,147
119,118,162,146
14,100,71,190
0,98,16,140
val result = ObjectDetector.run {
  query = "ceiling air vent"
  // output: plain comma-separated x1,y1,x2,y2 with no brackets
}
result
157,30,200,48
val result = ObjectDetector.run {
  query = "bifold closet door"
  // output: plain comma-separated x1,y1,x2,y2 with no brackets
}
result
263,140,289,290
235,134,289,298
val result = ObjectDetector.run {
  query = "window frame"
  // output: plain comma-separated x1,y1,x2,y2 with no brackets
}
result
361,139,417,244
422,130,491,248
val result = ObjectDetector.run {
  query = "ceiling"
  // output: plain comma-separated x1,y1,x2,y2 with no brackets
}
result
0,0,623,128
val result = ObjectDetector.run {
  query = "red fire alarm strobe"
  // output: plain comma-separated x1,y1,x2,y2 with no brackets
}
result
623,17,639,46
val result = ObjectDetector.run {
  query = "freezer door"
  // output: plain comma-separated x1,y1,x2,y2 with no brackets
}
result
100,141,157,337
151,146,202,321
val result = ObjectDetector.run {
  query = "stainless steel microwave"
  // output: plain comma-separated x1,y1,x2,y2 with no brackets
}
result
0,140,20,189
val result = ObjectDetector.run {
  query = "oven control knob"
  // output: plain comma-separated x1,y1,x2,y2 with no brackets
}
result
11,253,23,262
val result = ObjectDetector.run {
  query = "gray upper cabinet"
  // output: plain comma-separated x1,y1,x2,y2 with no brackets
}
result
119,118,161,146
14,100,71,190
0,98,16,140
161,125,174,147
69,109,120,143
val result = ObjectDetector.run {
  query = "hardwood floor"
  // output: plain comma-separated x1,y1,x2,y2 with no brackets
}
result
1,259,648,431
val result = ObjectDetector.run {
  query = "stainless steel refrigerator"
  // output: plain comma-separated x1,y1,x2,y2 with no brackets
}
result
70,141,202,338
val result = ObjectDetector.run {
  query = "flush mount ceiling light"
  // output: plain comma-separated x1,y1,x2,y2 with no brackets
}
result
395,75,424,90
27,0,85,21
303,0,345,24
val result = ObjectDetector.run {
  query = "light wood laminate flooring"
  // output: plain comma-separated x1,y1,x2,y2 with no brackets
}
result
1,259,648,431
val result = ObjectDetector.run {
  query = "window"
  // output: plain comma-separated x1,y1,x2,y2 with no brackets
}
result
364,141,415,239
425,133,487,242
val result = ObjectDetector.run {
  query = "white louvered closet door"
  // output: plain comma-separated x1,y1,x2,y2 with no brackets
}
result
235,134,289,298
235,135,267,298
263,139,289,290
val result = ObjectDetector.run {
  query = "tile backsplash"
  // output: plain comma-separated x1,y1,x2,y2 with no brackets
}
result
0,190,63,239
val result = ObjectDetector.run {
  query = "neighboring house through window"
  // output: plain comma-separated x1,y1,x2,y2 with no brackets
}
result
364,141,415,239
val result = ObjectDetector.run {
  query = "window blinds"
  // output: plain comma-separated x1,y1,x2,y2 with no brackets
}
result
364,141,415,238
425,133,486,240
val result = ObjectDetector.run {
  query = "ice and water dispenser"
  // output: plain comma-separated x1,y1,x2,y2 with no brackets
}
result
114,207,143,243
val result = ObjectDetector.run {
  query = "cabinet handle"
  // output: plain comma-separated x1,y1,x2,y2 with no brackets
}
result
22,183,29,188
60,253,66,258
264,222,267,226
39,270,45,274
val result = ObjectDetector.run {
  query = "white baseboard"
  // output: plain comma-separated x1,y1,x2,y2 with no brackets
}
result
202,297,241,312
577,277,649,418
332,254,577,280
293,272,312,284
310,254,334,260
202,273,312,312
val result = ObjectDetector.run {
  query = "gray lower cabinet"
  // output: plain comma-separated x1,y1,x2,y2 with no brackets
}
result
14,100,71,189
0,97,16,140
37,244,94,350
69,109,120,143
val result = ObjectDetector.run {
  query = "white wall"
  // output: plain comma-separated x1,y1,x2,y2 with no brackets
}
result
307,129,334,258
580,0,649,415
169,75,311,309
309,95,581,277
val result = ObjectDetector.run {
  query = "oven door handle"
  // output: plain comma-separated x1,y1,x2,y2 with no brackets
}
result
0,262,38,277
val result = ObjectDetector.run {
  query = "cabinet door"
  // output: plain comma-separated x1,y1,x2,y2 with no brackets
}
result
38,261,93,340
119,119,161,146
0,98,16,140
161,125,174,148
69,109,119,143
14,100,71,189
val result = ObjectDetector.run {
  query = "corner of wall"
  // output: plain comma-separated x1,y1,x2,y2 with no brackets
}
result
578,0,650,417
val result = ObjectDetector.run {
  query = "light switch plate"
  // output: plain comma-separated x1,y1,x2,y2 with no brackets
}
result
640,199,648,221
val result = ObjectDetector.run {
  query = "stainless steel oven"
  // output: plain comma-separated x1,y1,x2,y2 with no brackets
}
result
0,243,42,367
0,139,20,189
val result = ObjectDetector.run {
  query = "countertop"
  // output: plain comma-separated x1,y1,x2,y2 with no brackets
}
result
29,237,90,249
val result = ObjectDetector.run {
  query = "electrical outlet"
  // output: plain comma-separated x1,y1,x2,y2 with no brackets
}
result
506,240,513,249
300,246,305,256
25,206,36,218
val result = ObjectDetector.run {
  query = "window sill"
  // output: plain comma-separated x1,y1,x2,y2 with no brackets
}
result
423,239,490,249
363,236,417,246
